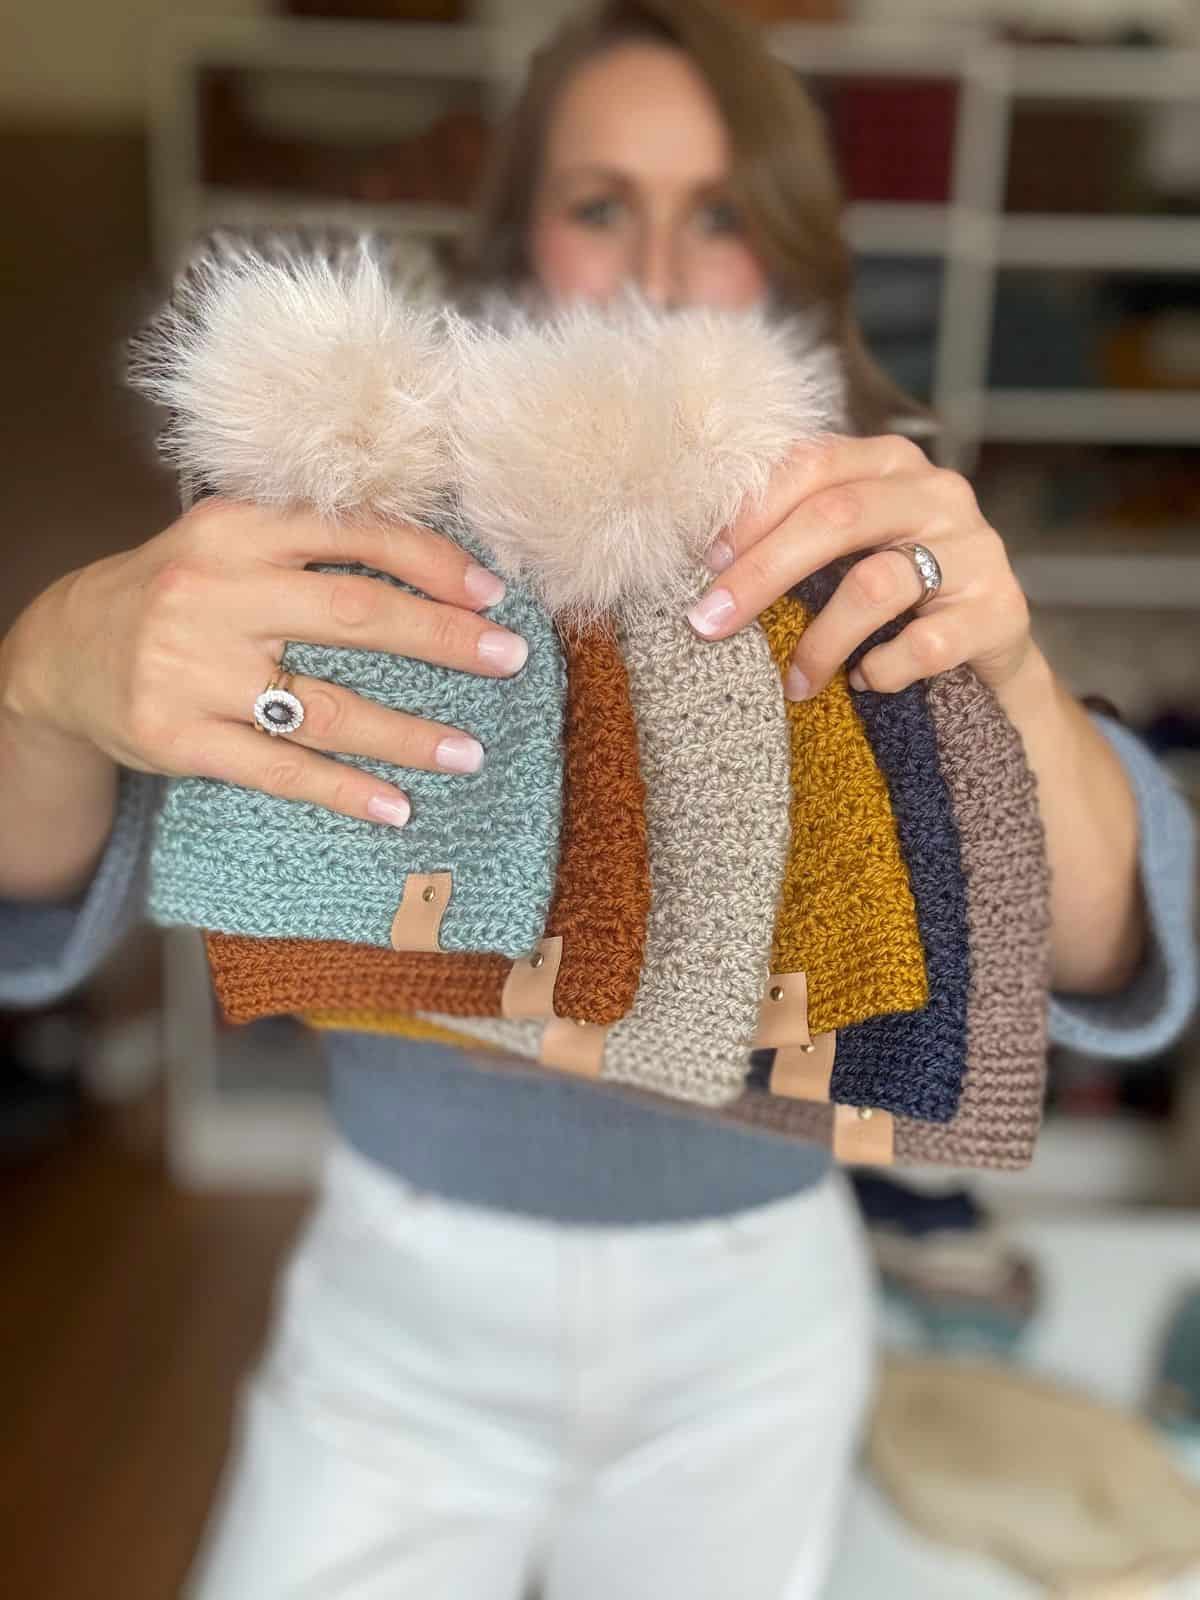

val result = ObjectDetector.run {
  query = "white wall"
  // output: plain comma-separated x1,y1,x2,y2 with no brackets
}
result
1,0,267,123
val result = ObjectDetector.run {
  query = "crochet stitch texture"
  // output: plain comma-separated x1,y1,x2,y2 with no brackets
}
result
317,661,1053,1170
147,516,567,958
896,666,1052,1165
208,622,649,1025
600,595,791,1103
539,620,650,1021
208,935,509,1025
729,664,1052,1168
797,564,970,1122
760,594,928,1031
411,587,791,1107
824,673,968,1119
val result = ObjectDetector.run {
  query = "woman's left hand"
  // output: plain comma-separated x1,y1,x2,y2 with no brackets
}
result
686,433,1034,702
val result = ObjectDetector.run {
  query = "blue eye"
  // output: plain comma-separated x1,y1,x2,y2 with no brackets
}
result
699,200,742,235
572,197,622,227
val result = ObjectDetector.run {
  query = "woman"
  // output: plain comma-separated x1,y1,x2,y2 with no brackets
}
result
1,0,1195,1594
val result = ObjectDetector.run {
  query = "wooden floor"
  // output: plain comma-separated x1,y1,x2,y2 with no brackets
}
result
0,1090,310,1598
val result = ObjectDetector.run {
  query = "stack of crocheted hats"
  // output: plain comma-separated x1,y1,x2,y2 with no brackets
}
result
129,234,1053,1171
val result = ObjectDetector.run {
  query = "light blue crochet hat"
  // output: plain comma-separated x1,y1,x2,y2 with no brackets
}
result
129,233,566,958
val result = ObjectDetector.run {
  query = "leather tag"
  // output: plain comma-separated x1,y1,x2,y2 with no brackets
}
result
540,1018,607,1077
389,872,452,953
832,1104,895,1166
769,1033,837,1100
754,970,815,1049
501,936,564,1020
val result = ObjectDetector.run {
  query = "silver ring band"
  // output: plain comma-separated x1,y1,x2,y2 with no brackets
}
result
253,666,305,737
891,542,942,607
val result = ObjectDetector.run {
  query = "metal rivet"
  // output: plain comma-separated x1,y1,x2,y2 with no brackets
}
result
575,1018,588,1027
769,984,785,1003
857,1106,874,1121
800,1042,816,1054
530,951,545,969
421,885,436,903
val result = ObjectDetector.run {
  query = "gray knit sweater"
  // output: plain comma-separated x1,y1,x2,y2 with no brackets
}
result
2,713,1196,1223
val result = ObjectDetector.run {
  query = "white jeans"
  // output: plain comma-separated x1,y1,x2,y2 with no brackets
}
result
186,1136,877,1600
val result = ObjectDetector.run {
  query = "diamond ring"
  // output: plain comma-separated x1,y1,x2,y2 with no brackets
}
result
890,542,943,607
253,665,305,737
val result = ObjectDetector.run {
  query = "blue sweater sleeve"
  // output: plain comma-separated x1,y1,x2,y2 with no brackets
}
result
1048,714,1199,1060
0,766,163,1008
2,721,1195,1064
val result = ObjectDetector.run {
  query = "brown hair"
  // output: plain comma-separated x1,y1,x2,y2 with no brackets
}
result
445,0,930,437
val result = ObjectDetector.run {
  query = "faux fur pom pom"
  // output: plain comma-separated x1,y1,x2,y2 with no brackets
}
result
447,292,846,625
126,234,452,526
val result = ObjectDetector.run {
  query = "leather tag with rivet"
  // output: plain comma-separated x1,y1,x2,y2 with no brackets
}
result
832,1103,895,1166
754,971,815,1049
540,1016,607,1077
501,935,564,1019
389,872,452,952
769,1032,837,1100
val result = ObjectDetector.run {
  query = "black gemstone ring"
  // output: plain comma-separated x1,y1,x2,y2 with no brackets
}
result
253,666,305,737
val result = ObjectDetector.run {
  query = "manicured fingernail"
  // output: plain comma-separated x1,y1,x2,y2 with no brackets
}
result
687,587,735,638
435,733,484,774
784,666,812,701
367,791,410,828
464,564,506,608
848,667,867,692
477,629,529,674
708,539,734,574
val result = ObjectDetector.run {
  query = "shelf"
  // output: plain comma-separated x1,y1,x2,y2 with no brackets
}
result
1008,44,1200,104
905,1114,1177,1215
846,203,950,257
851,208,1200,271
982,390,1200,445
997,214,1200,273
190,194,1200,276
168,1091,328,1190
189,192,1200,276
1013,551,1200,610
767,21,979,79
195,185,469,240
154,14,491,79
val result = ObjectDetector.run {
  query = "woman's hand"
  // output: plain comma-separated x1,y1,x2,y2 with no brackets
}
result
680,432,1159,995
685,434,1033,701
3,498,529,829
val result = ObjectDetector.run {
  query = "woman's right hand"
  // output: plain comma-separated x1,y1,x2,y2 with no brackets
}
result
2,497,529,829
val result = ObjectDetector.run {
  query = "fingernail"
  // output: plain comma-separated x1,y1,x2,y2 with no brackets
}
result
707,539,734,574
367,791,410,828
477,629,529,674
435,733,484,774
464,564,506,608
848,667,867,692
686,587,735,638
784,666,812,701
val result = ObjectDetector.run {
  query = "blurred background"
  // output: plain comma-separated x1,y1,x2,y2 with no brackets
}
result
2,0,1199,1594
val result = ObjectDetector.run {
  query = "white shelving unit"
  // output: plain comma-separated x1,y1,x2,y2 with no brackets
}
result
163,927,330,1188
145,17,1199,1189
147,18,1200,599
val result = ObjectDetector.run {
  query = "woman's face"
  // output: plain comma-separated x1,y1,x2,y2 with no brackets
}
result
528,41,770,312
